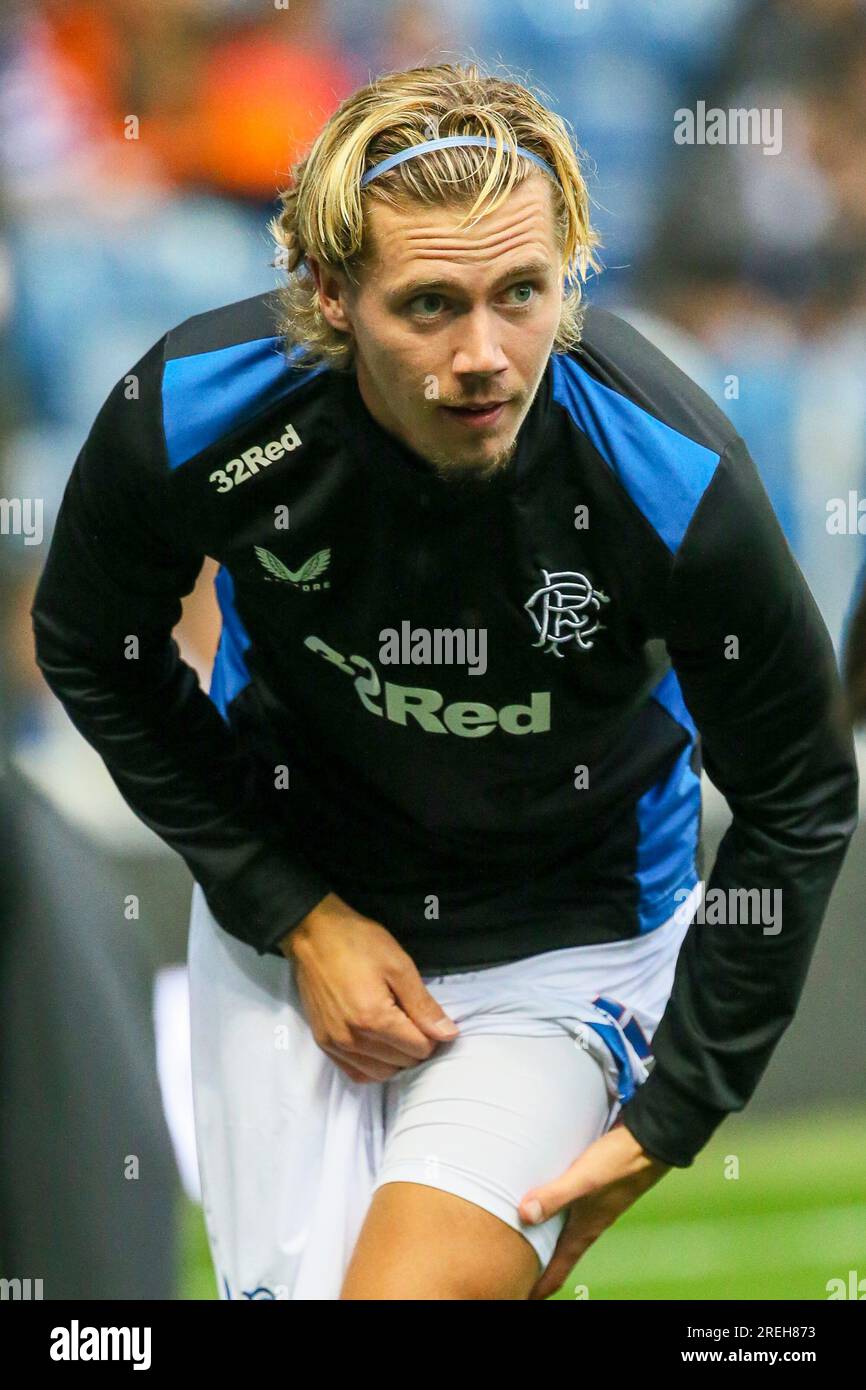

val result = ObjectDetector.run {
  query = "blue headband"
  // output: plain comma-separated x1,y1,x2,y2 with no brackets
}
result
359,135,558,188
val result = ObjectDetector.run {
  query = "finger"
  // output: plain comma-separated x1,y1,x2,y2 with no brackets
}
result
345,997,444,1061
528,1262,569,1301
319,1047,371,1083
293,957,437,1062
385,963,460,1045
322,1042,407,1082
519,1166,600,1225
343,1027,431,1068
518,1127,643,1223
528,1223,596,1301
303,983,438,1067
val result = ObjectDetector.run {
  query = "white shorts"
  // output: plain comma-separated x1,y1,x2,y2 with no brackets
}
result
187,881,698,1300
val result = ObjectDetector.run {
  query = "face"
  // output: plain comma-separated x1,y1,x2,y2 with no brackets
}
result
308,174,564,484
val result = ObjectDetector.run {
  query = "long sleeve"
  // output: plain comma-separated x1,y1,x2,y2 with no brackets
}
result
841,549,866,724
30,336,332,955
619,434,860,1166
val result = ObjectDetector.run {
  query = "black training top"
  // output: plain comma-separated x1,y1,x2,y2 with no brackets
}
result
31,289,859,1165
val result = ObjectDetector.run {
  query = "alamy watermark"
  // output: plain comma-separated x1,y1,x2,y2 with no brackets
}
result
379,623,487,676
826,1270,864,1299
675,880,782,935
1,1276,43,1299
674,101,782,155
50,1321,151,1369
826,491,866,534
0,496,43,545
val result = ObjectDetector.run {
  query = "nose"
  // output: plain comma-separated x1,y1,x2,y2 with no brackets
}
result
451,307,509,377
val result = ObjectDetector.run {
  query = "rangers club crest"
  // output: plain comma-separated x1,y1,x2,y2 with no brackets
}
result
524,568,610,656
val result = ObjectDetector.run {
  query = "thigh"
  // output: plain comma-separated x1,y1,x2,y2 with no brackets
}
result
340,1180,540,1300
341,1030,613,1299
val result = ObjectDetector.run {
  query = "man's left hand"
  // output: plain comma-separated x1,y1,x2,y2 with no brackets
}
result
518,1121,672,1299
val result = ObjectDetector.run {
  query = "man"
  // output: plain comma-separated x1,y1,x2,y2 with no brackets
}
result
32,62,858,1301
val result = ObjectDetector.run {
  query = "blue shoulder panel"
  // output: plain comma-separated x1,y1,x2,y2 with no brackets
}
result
162,338,327,470
550,353,720,554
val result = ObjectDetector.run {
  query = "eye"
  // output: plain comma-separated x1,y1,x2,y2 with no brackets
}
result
505,282,536,307
408,292,446,318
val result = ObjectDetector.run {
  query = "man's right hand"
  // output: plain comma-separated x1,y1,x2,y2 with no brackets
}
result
277,894,460,1083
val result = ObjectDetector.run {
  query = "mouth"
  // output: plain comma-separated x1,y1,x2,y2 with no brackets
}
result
441,400,510,428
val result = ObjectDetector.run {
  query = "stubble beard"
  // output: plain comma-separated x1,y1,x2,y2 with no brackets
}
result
419,403,521,489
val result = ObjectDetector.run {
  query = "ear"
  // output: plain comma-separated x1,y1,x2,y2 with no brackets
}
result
306,256,354,335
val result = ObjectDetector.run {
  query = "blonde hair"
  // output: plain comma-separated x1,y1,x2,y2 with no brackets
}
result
268,60,603,372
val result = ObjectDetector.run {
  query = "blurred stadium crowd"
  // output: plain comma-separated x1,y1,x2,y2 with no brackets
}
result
0,0,864,1299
